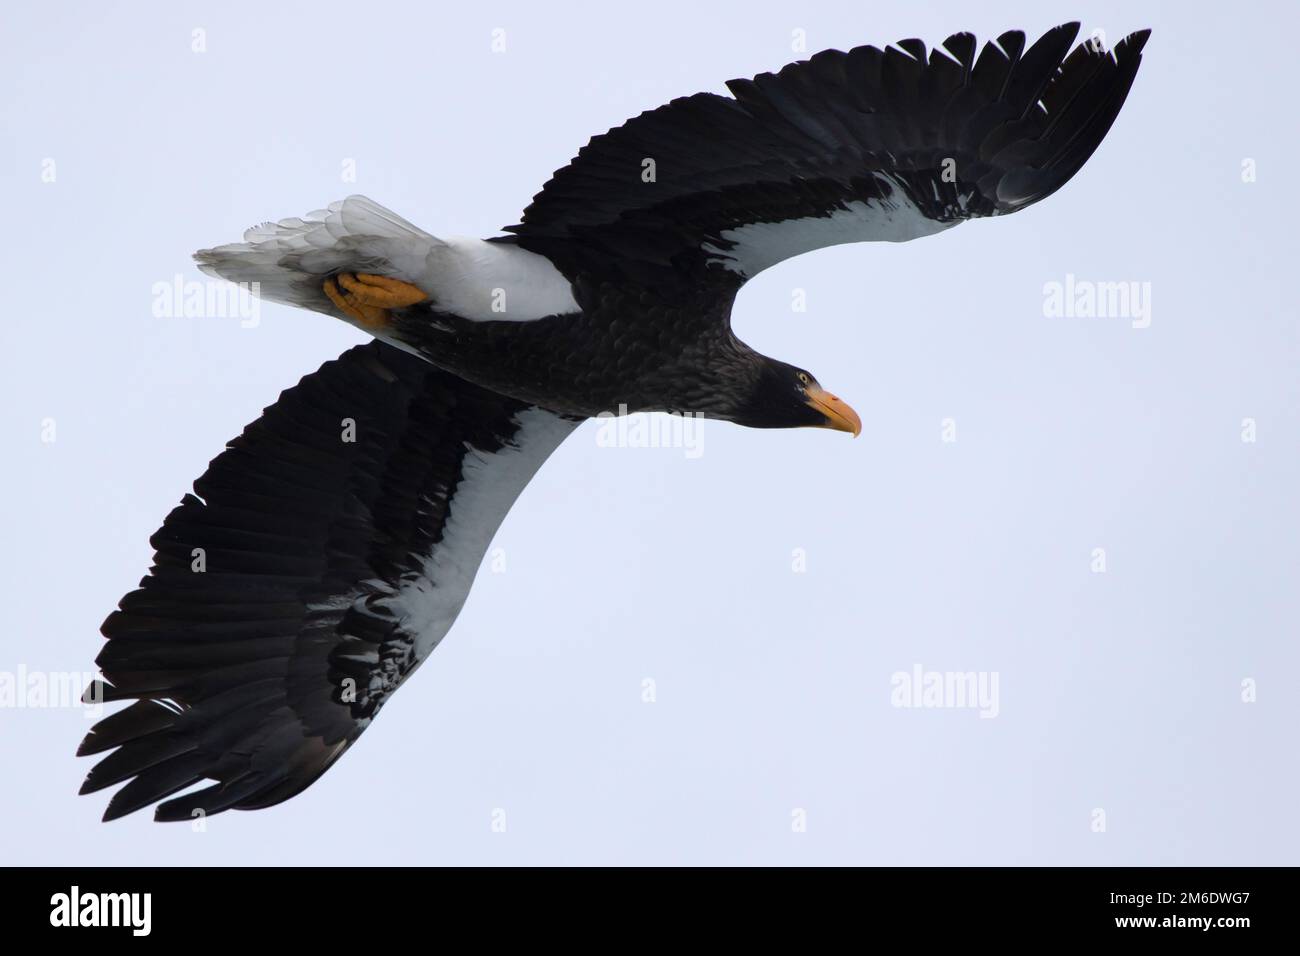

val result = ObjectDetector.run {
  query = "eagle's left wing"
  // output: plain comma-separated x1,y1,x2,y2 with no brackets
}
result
504,23,1148,287
79,342,577,821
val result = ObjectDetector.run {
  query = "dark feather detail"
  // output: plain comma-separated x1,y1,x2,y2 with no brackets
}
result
503,23,1149,286
79,342,576,821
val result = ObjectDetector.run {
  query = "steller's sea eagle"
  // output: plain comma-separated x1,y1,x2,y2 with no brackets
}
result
79,23,1149,820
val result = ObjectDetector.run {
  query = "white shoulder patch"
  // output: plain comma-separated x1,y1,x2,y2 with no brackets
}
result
425,237,581,322
702,176,960,278
386,408,578,662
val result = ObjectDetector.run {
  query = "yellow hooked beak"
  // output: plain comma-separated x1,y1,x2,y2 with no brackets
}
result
804,385,862,437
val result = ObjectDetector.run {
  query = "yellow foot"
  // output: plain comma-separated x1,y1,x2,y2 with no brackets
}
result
323,273,428,328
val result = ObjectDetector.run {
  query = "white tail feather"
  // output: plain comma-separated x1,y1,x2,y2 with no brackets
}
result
194,195,579,324
194,196,442,323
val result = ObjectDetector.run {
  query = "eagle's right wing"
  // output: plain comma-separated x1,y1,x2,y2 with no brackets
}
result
79,341,577,821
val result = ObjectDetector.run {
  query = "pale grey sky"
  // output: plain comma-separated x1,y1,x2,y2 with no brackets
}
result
1,0,1296,864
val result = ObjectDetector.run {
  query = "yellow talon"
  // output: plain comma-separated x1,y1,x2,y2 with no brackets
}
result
323,272,428,328
341,273,430,308
323,277,385,327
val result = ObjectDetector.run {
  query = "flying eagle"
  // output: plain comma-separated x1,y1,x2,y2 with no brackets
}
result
79,23,1149,821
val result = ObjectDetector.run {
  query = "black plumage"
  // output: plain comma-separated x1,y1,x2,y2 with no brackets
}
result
505,24,1148,281
80,343,575,821
83,24,1149,820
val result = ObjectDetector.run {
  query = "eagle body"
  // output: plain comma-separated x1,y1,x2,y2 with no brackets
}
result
392,273,752,419
80,23,1150,821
